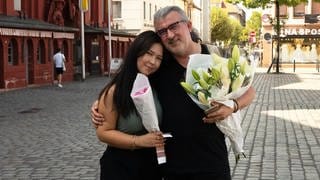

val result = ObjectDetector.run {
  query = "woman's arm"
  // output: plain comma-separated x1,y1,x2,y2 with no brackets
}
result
96,85,164,149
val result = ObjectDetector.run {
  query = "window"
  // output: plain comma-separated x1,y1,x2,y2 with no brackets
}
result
149,3,152,21
101,0,105,22
8,39,18,65
311,1,320,14
294,3,305,17
143,1,146,20
14,0,21,11
21,41,24,64
37,40,45,64
279,5,288,17
112,1,121,18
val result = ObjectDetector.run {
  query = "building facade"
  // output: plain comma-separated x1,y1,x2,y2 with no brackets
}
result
0,0,205,90
0,0,134,90
261,0,320,69
111,0,202,34
0,1,77,89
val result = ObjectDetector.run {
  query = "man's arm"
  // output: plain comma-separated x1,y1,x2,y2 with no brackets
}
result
203,86,255,123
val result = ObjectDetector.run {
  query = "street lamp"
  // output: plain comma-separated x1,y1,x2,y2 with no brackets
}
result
79,0,88,80
107,0,112,77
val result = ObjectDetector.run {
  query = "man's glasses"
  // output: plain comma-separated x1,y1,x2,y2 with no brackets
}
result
156,20,187,38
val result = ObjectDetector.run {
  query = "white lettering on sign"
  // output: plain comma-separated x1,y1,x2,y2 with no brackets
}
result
0,28,52,37
281,28,320,36
0,28,74,39
53,32,74,39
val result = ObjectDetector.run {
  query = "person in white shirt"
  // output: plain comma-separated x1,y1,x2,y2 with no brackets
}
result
53,48,66,88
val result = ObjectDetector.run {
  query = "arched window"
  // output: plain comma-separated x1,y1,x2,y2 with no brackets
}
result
21,40,25,64
37,40,45,64
63,40,68,62
8,39,18,65
0,39,3,88
0,39,3,70
0,40,3,59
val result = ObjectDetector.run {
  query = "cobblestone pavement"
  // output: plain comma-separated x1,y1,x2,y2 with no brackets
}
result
1,69,320,180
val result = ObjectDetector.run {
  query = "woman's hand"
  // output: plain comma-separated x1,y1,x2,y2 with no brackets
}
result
202,101,233,123
91,100,104,128
135,131,165,148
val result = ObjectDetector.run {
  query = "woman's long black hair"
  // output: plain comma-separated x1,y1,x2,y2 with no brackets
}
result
98,30,163,117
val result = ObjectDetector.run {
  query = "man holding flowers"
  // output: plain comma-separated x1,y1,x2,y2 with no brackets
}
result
91,5,255,180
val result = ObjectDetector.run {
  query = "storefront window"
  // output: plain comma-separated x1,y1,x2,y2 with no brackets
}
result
8,39,18,66
37,40,45,64
21,41,25,64
277,37,320,63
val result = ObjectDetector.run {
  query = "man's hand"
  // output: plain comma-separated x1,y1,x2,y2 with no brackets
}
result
91,100,104,128
202,101,233,123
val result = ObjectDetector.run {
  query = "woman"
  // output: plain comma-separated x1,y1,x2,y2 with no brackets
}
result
96,30,165,180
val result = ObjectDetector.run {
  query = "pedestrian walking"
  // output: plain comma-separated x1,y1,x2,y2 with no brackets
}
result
53,48,66,88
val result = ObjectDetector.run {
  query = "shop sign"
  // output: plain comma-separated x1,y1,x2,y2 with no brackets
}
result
262,14,270,23
305,14,320,23
110,58,123,73
80,0,89,12
264,33,272,40
53,32,74,39
250,31,256,37
104,36,118,41
0,28,51,37
281,28,320,36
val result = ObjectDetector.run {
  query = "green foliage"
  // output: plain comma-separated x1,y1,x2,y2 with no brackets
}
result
227,0,312,8
210,7,233,42
244,11,262,42
229,19,244,45
239,28,249,42
246,11,261,32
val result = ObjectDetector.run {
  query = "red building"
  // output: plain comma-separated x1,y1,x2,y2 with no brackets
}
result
0,0,134,89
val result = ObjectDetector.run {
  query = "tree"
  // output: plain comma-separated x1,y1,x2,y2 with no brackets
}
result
229,18,244,45
227,0,305,9
210,7,233,43
239,28,249,43
246,11,262,39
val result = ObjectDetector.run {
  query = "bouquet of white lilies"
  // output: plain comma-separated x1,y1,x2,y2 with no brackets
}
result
180,45,256,163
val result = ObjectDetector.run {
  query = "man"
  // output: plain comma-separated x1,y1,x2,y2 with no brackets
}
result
92,6,255,180
53,48,66,88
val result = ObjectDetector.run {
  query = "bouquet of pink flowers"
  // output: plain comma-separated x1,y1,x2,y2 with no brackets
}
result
180,45,256,163
130,73,172,164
